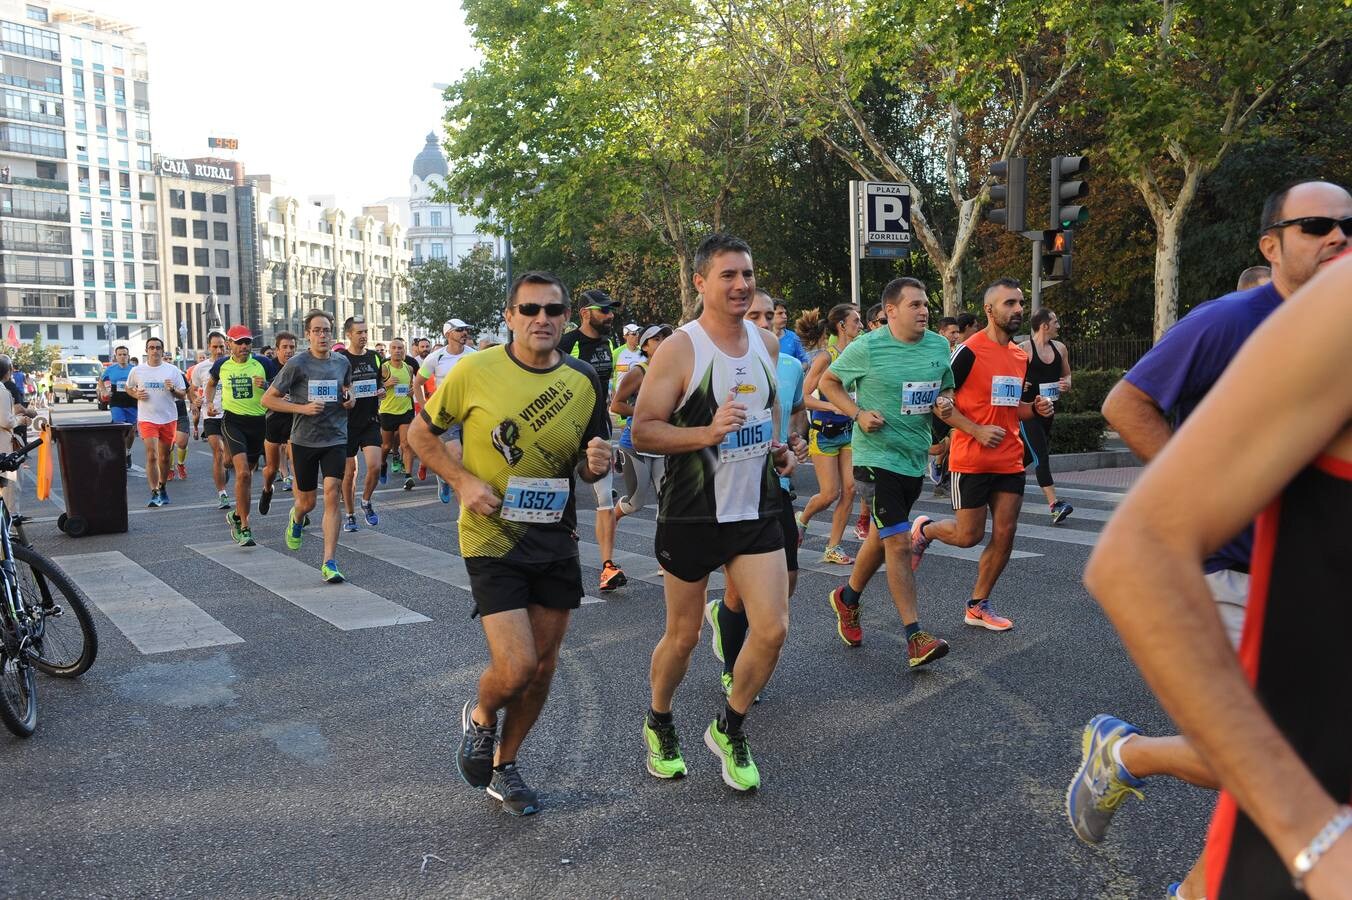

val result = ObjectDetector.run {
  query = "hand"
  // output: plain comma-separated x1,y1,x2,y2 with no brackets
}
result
1033,395,1054,417
707,391,747,445
935,396,954,420
583,436,611,477
1305,831,1352,899
973,424,1007,448
253,376,265,389
456,475,502,516
1058,377,1071,393
788,432,808,463
383,377,398,389
772,441,796,477
341,394,356,410
206,404,217,418
301,400,325,416
856,410,885,433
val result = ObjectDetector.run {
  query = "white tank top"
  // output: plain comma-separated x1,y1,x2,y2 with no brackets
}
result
657,319,780,524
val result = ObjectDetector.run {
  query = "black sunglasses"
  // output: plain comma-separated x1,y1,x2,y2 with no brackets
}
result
873,317,887,326
235,337,253,344
514,302,569,317
1262,216,1352,238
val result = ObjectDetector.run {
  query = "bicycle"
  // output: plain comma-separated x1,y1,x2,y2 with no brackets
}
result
0,438,99,737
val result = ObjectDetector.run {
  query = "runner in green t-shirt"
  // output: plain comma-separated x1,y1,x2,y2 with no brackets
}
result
207,325,280,546
817,276,956,668
378,338,418,491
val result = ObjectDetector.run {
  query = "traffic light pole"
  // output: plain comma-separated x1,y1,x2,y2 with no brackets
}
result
1030,234,1043,314
848,181,862,308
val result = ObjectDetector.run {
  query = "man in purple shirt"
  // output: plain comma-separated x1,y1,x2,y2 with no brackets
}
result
1064,179,1351,899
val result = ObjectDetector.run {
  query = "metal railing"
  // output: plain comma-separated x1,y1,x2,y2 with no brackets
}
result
1068,338,1152,372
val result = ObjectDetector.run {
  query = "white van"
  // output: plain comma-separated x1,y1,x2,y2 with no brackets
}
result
49,356,105,403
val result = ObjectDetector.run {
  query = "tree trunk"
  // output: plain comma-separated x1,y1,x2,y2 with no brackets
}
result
941,264,963,316
676,250,699,323
1152,212,1183,342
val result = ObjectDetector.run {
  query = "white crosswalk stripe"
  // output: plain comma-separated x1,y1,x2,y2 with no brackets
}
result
53,550,244,654
188,541,432,630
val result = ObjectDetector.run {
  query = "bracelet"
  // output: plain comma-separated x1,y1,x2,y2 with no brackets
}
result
1292,804,1352,890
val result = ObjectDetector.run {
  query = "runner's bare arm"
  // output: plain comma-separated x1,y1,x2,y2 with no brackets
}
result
408,414,500,515
632,332,731,454
1085,255,1352,892
412,373,430,406
610,366,643,417
801,351,839,414
1056,340,1072,391
1102,379,1172,462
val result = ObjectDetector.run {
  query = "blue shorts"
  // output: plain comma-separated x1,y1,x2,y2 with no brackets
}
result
110,406,138,426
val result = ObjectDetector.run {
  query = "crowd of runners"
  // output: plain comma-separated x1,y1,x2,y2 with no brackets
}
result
89,178,1352,898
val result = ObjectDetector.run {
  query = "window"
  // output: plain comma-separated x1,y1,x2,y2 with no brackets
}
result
72,324,83,340
429,242,445,259
104,291,116,317
83,291,95,315
194,275,209,295
212,221,227,241
1,254,72,284
0,187,68,221
120,202,131,226
190,191,205,211
45,323,57,339
81,259,93,282
146,293,161,319
18,324,36,340
429,211,442,227
91,42,102,65
168,189,184,208
125,293,136,317
123,262,134,286
70,68,81,92
173,273,188,293
118,171,130,194
211,194,226,213
114,108,126,133
94,105,106,130
140,232,156,260
79,196,91,221
0,220,70,253
112,46,123,68
0,86,63,126
191,220,207,239
0,21,60,60
73,101,84,129
121,232,133,256
98,199,111,223
171,246,187,265
112,77,124,105
117,325,127,339
101,231,112,254
142,264,157,290
80,229,92,254
170,217,186,237
68,36,80,59
27,7,50,24
92,72,104,101
412,212,420,227
102,260,114,284
214,249,229,269
214,277,231,295
97,167,109,191
0,121,64,157
193,247,208,267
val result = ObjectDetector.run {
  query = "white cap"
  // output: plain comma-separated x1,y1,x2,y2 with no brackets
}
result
623,322,641,334
442,319,470,333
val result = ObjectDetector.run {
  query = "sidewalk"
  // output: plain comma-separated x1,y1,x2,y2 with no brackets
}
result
1053,466,1143,489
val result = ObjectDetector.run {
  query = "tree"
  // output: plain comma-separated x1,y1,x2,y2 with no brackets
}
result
11,334,60,374
400,246,507,337
1084,0,1348,339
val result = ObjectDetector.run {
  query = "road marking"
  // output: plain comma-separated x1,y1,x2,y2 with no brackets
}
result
340,529,605,605
53,550,244,654
912,495,1115,524
188,541,432,630
1027,484,1127,503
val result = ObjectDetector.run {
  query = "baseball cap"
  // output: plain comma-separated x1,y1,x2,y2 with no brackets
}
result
623,322,641,334
640,324,673,347
579,289,618,312
442,318,471,332
226,325,255,342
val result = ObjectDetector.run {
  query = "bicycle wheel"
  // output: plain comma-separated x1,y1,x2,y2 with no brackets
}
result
0,639,37,737
14,544,98,678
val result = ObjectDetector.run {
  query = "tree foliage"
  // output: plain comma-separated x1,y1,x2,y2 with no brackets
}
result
11,335,60,373
400,246,507,337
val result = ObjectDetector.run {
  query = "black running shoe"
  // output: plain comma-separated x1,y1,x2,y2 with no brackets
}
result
487,763,540,816
457,700,496,789
258,487,272,516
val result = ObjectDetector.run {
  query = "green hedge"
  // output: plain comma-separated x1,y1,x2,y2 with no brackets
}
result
1056,368,1125,415
1050,412,1107,454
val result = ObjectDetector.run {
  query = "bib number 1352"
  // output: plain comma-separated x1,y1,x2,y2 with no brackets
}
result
501,477,570,523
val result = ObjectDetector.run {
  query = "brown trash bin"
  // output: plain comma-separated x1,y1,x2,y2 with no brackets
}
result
50,423,130,537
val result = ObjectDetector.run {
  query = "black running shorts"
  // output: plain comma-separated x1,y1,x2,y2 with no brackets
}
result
222,412,266,465
854,466,922,539
654,515,784,583
346,420,382,457
379,410,415,432
464,555,583,618
292,443,346,492
777,488,799,573
202,417,223,438
950,471,1025,510
265,411,293,445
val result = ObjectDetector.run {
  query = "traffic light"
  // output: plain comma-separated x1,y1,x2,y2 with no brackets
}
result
1041,229,1073,280
1050,155,1089,229
986,157,1026,232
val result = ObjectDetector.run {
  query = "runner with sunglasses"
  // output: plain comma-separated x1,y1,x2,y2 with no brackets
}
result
207,325,280,546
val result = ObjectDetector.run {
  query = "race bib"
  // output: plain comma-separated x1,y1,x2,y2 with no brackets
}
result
719,408,773,463
1039,382,1061,401
144,380,164,392
501,477,570,523
229,375,253,400
308,379,338,403
115,380,127,392
394,383,410,397
990,375,1022,407
351,378,378,399
901,380,941,416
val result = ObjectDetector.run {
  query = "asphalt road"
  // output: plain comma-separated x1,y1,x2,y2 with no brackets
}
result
1,401,1205,899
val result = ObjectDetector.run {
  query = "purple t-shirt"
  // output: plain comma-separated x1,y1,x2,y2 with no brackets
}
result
1124,282,1282,573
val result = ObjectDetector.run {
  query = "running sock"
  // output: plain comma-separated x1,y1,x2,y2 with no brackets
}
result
841,584,862,606
967,597,985,609
492,761,515,772
648,708,673,727
720,702,746,736
1110,734,1141,782
903,622,921,639
716,602,749,674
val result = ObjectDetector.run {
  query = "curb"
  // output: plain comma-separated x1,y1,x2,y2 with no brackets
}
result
1048,449,1139,473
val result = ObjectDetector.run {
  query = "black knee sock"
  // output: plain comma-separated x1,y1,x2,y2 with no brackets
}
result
717,601,749,674
720,702,746,735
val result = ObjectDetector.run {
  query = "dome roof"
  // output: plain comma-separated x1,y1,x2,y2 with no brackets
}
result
413,132,449,179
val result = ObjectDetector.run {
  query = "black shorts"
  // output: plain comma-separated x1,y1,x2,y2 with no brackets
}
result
777,488,799,573
292,443,346,492
464,555,583,618
346,420,381,456
379,410,414,432
854,466,923,538
654,515,785,583
265,411,293,445
175,412,190,434
951,471,1025,510
202,417,223,438
221,413,265,464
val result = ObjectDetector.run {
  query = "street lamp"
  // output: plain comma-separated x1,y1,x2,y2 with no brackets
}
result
105,314,114,360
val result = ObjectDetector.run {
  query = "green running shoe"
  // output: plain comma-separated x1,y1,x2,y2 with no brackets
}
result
285,509,304,550
720,671,734,698
321,559,344,584
226,511,242,543
705,598,725,662
643,717,686,779
704,718,759,791
237,526,256,548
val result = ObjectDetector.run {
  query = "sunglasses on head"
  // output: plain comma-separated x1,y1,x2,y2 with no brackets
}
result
515,302,569,317
1262,216,1352,238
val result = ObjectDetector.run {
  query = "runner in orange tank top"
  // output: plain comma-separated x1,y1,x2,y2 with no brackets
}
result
907,278,1053,631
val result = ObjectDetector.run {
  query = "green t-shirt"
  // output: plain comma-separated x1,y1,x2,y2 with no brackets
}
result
210,354,276,418
828,327,954,477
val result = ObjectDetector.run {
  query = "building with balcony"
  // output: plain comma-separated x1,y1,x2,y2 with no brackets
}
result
397,132,502,269
0,2,159,358
253,174,409,346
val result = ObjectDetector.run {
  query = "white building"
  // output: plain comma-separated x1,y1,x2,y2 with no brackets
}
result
253,175,410,345
403,132,502,268
0,2,159,359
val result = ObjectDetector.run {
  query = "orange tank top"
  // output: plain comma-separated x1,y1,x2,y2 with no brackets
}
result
948,331,1029,475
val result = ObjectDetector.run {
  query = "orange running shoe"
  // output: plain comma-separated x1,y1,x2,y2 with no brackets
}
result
600,560,627,592
964,600,1013,631
907,630,949,668
176,463,187,480
826,586,862,647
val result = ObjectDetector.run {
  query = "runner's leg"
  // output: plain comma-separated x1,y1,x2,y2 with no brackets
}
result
360,444,380,503
800,449,840,528
724,550,789,713
485,605,572,766
650,571,711,714
321,474,342,561
825,447,855,550
971,490,1022,601
233,452,252,528
342,456,357,516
